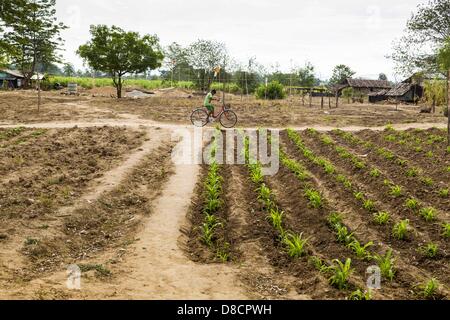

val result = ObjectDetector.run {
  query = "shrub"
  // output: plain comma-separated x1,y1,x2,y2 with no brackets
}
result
255,81,286,100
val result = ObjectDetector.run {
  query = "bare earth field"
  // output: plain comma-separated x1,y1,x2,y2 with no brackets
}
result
0,89,448,300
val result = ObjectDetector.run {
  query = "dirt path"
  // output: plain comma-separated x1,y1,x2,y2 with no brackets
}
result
0,120,447,132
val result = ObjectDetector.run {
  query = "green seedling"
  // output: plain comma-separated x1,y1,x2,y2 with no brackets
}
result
419,207,437,222
392,220,409,240
348,240,373,260
283,233,308,258
389,185,402,197
405,198,419,211
373,211,390,225
374,249,396,281
349,289,372,301
419,243,438,259
327,258,353,290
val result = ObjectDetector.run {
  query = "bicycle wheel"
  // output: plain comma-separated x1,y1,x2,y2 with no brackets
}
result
191,108,209,127
219,110,238,128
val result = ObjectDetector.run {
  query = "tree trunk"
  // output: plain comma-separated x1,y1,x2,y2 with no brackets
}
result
117,76,122,99
335,92,339,108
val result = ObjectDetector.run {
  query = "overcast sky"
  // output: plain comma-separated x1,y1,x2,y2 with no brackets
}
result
55,0,424,81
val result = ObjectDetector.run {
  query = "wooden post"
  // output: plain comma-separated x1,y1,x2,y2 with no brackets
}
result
447,69,450,146
37,75,41,113
309,89,312,107
335,91,339,108
328,95,331,109
321,94,324,109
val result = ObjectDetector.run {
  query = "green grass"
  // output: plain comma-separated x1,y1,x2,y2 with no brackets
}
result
48,76,195,90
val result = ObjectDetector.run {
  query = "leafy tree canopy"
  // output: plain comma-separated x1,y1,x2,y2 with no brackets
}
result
329,64,356,85
77,25,164,98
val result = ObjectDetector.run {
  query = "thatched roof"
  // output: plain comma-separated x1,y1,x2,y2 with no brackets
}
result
0,69,24,78
345,79,392,89
368,89,389,97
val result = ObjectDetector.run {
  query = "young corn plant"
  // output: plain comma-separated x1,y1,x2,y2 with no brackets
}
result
283,232,308,258
370,169,381,178
389,185,402,198
374,249,396,281
201,222,221,247
419,243,439,259
304,188,323,209
362,199,376,212
309,256,329,273
348,240,374,260
405,198,419,211
267,207,284,233
438,189,449,198
335,225,354,245
349,289,372,301
418,278,441,300
327,258,353,290
392,220,409,240
373,211,390,225
406,167,419,177
328,212,344,230
443,223,450,238
419,207,437,222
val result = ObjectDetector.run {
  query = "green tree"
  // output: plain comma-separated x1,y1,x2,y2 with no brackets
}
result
342,87,355,103
77,25,164,98
162,42,194,83
63,63,75,77
297,62,317,87
255,81,286,100
391,0,450,75
329,64,356,85
0,0,66,87
185,40,228,91
437,38,450,72
378,73,388,81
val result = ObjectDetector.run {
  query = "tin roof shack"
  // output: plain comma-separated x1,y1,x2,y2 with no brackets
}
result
339,78,392,96
0,69,24,89
385,83,424,104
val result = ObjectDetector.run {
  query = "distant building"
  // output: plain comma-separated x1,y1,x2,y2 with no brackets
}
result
0,69,24,89
337,78,392,95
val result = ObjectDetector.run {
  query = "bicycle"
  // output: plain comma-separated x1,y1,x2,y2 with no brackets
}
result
190,103,238,128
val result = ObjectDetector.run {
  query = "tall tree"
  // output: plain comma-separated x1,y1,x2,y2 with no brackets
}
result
162,42,194,83
329,64,356,85
185,39,228,91
296,62,317,87
0,0,66,86
391,0,450,76
378,73,388,81
63,63,75,77
78,25,164,98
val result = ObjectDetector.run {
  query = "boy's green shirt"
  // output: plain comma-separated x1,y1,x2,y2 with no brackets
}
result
204,92,213,107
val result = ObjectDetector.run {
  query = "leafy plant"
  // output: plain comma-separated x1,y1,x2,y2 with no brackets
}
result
392,220,409,240
348,240,374,260
405,198,419,211
362,199,376,212
389,185,402,198
373,211,390,225
370,169,381,178
354,191,365,201
419,207,437,222
335,225,354,245
406,167,419,177
443,223,450,238
309,256,328,273
304,188,323,209
418,278,441,300
419,243,438,259
374,249,396,281
438,189,449,198
421,177,434,187
283,233,308,258
328,212,343,229
327,258,353,290
267,207,284,233
349,289,372,301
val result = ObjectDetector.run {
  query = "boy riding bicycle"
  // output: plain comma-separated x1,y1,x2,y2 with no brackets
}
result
204,89,220,122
